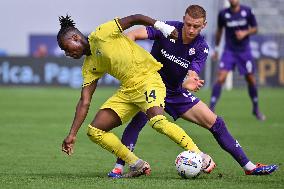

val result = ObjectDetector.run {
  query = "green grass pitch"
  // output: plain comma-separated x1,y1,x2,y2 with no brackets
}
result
0,87,283,188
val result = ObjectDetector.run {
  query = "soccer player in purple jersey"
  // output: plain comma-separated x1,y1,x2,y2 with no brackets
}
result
210,0,265,121
108,5,278,178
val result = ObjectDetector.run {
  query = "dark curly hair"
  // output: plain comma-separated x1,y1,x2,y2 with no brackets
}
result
57,14,77,47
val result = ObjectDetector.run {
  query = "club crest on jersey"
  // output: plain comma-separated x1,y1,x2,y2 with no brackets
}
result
204,48,209,54
241,10,247,17
96,49,102,56
225,13,231,19
188,48,195,55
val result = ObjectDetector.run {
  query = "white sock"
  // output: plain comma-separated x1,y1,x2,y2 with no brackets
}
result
114,163,124,173
243,161,257,171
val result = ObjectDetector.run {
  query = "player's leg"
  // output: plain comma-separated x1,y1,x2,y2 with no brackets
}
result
237,52,266,121
87,108,140,166
181,100,278,175
245,73,266,121
182,101,252,168
146,106,200,152
210,50,235,112
209,70,228,111
164,91,216,173
108,111,147,178
139,74,201,153
87,91,150,178
145,106,218,174
117,112,147,165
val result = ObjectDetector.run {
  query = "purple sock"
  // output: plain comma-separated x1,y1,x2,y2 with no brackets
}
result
248,84,258,112
209,117,250,167
116,112,148,166
210,83,222,111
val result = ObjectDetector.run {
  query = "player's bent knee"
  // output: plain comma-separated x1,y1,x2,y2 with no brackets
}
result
211,116,227,133
87,124,105,143
215,116,225,126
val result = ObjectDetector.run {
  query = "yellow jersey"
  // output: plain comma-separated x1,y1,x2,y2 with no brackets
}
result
82,18,162,88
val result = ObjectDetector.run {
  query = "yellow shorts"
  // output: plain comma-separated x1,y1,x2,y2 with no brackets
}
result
100,72,166,124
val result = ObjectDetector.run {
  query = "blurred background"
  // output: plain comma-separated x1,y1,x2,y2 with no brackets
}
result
0,0,283,89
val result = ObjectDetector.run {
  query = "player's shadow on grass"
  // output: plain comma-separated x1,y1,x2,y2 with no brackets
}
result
26,172,108,179
24,171,229,181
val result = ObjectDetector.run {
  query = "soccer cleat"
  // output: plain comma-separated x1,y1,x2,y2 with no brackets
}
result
123,160,151,178
245,163,278,175
253,110,266,121
107,168,123,179
201,153,216,173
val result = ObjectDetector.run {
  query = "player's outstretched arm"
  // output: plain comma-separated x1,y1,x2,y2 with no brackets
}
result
118,14,178,39
62,80,98,155
126,27,148,41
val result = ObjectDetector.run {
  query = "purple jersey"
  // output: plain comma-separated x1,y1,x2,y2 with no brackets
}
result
146,21,209,94
218,5,257,51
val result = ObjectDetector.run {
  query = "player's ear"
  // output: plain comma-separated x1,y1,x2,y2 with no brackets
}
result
202,20,207,29
71,34,80,41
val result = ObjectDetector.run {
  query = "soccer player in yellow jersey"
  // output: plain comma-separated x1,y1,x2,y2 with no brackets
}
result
58,14,208,178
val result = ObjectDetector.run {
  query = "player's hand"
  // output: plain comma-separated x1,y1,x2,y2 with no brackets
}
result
235,30,248,40
154,21,178,39
211,51,219,62
169,29,178,40
182,71,204,92
62,135,76,155
191,76,204,92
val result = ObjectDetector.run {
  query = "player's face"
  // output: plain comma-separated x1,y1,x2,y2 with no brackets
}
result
61,34,85,59
182,14,206,40
229,0,240,7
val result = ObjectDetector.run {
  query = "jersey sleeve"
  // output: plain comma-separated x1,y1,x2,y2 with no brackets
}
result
248,8,257,27
92,18,123,40
189,43,209,75
81,56,105,87
146,26,162,40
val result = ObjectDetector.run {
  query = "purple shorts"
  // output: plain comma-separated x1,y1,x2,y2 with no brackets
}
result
165,90,200,120
219,49,255,75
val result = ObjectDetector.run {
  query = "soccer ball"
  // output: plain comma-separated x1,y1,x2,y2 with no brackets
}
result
175,151,202,179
